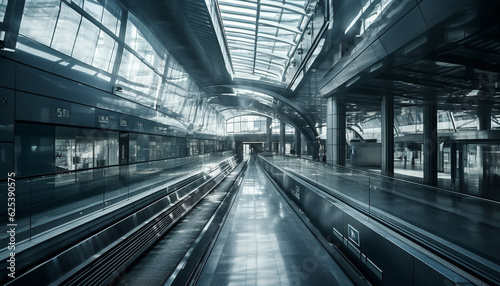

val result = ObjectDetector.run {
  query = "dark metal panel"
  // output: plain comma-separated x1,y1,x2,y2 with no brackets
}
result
334,61,360,88
96,109,119,130
419,0,476,29
15,92,96,128
370,39,388,60
343,215,414,285
0,58,15,89
0,88,14,141
413,257,473,286
379,7,428,54
14,123,55,177
354,47,378,73
0,143,13,180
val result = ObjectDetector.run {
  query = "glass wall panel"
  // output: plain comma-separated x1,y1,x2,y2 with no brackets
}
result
108,131,119,165
83,0,103,23
93,30,117,72
0,0,7,22
51,2,80,56
101,0,121,35
125,13,165,71
226,116,271,134
73,16,100,65
117,49,162,105
94,134,109,167
75,136,94,169
18,0,223,138
189,139,199,156
227,121,234,133
55,127,76,171
19,0,60,46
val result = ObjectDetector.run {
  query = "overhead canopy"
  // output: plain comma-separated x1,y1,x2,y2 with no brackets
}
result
218,0,313,82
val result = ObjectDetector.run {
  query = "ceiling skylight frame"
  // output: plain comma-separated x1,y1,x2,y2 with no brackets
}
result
218,0,311,82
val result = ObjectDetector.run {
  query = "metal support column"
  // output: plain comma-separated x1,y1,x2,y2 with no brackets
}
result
295,128,301,157
477,107,492,193
266,117,272,152
381,95,394,176
458,143,466,191
450,143,457,190
423,100,438,186
280,121,286,155
327,96,346,165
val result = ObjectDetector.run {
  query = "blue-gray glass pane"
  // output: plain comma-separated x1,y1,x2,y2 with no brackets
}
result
73,16,100,65
102,0,121,35
92,29,116,72
51,3,80,56
0,0,7,22
19,0,60,46
125,13,165,70
84,0,103,22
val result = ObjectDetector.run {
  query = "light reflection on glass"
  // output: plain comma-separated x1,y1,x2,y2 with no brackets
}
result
17,0,225,136
19,0,60,46
73,16,100,65
51,2,80,56
0,0,7,22
218,0,310,82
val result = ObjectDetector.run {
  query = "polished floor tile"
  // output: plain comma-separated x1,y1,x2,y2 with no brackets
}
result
198,158,353,286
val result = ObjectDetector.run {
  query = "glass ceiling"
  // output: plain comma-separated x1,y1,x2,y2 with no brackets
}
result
218,0,312,82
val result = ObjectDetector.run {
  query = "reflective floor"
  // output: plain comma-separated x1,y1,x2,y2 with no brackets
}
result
198,158,352,286
262,155,500,279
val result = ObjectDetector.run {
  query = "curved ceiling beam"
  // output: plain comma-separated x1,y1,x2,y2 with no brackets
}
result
205,83,319,142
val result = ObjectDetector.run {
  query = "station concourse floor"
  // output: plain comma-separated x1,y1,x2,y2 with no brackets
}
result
197,158,353,286
261,155,500,277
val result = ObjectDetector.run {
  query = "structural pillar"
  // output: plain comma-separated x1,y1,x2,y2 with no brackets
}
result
327,96,346,165
458,143,466,191
477,107,492,193
381,95,394,176
450,142,457,190
266,117,272,152
295,128,302,157
423,100,438,186
280,121,286,155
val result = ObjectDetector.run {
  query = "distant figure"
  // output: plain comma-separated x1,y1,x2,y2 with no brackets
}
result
290,149,295,155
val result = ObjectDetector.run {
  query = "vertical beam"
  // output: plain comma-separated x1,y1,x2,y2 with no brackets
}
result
2,0,26,49
266,117,272,151
327,96,346,165
280,121,286,155
381,95,394,176
477,107,492,192
450,143,457,190
477,107,492,130
423,100,438,186
327,99,333,163
295,128,301,157
458,143,465,191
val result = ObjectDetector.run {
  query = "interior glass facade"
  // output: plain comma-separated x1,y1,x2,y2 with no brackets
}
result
226,115,294,135
18,0,225,135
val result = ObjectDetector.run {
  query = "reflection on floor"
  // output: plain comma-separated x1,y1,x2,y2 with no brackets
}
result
198,158,353,286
